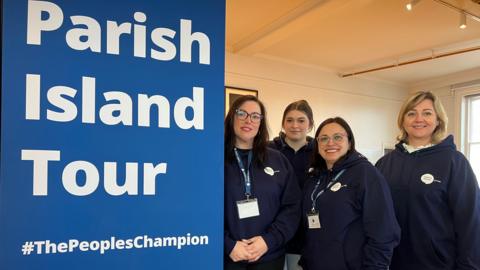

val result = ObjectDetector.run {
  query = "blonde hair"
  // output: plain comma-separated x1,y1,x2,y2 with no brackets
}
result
397,91,448,144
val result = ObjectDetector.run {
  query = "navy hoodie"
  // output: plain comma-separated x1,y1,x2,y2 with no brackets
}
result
224,147,301,263
268,133,315,189
301,151,400,270
376,135,480,270
268,133,315,254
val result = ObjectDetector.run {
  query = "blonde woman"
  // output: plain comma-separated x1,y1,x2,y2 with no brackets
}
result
376,91,480,270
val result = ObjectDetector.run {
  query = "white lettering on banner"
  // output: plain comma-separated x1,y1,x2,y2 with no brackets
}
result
25,74,204,130
21,234,209,255
27,0,63,45
18,0,215,199
21,149,60,196
26,0,211,64
21,149,167,196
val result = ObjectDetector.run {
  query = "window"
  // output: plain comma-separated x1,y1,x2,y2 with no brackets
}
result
465,94,480,181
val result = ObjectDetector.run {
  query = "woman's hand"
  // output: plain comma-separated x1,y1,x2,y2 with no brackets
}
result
243,236,268,262
229,241,252,262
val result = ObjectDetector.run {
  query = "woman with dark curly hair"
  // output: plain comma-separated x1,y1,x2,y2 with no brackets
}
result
301,117,400,270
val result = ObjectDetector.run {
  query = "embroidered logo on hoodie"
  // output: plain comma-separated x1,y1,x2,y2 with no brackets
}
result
330,182,347,192
420,173,441,184
264,167,279,176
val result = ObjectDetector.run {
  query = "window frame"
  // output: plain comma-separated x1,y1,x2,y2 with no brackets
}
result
464,94,480,159
454,84,480,181
453,84,480,153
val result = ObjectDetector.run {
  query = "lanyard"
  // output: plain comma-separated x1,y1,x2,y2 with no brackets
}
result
310,169,346,212
234,148,253,199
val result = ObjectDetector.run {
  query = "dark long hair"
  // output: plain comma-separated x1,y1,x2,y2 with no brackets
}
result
310,117,356,172
224,95,269,166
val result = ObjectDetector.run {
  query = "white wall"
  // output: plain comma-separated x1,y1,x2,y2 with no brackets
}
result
226,52,409,163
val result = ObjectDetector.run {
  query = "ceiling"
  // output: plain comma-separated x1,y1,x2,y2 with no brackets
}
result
226,0,480,85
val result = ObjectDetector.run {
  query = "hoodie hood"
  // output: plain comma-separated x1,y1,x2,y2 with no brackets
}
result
311,150,370,177
395,135,456,156
330,150,369,172
271,132,315,151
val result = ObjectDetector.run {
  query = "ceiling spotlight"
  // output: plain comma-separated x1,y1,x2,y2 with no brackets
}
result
406,0,421,11
459,12,467,29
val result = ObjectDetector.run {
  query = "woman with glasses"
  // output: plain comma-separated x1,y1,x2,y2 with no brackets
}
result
224,95,301,270
375,91,480,270
268,100,315,270
300,117,400,270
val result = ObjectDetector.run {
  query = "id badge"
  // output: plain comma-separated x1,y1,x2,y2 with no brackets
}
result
307,212,321,229
237,198,260,219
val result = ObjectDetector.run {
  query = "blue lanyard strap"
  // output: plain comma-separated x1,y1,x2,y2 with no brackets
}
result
310,169,346,212
234,148,253,198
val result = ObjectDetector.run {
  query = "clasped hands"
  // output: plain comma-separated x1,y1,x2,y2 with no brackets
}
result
229,236,268,263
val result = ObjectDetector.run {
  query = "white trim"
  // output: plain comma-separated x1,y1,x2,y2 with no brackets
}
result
466,96,480,158
453,85,480,153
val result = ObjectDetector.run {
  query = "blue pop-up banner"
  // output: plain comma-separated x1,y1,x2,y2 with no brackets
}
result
0,0,225,269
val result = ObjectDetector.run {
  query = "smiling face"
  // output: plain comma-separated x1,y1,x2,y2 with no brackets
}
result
234,101,262,149
283,110,311,142
402,99,438,147
317,123,350,169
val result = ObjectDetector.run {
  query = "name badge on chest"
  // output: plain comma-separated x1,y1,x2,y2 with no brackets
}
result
237,198,260,219
307,212,321,229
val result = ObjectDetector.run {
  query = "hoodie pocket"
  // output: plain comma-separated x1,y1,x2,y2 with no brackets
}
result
343,220,364,270
304,241,349,270
413,239,448,269
430,240,446,264
430,239,454,267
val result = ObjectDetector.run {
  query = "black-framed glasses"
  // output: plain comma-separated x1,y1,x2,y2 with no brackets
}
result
317,133,347,145
235,109,263,123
